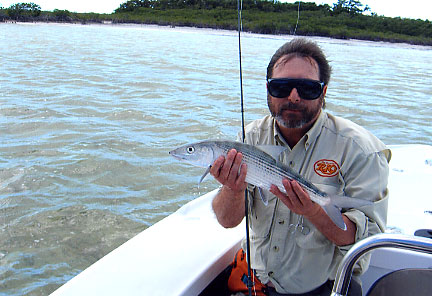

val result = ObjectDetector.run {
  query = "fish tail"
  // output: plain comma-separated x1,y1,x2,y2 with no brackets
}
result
322,194,372,230
329,194,372,209
322,204,347,230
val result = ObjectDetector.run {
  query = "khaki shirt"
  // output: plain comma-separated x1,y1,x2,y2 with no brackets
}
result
240,111,390,294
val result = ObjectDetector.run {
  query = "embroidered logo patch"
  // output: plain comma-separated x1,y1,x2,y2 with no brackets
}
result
314,159,340,177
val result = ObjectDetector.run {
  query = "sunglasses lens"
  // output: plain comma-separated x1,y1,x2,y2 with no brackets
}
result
298,80,323,100
268,80,292,98
268,79,323,100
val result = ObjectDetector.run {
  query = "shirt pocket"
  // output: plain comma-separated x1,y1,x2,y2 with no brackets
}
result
294,216,331,250
294,180,343,250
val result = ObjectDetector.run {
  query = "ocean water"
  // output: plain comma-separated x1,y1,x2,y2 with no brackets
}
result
0,22,431,295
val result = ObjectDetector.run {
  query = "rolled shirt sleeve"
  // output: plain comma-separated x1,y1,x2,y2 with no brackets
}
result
339,149,391,275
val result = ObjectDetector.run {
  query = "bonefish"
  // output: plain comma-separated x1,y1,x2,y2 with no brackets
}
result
169,140,372,230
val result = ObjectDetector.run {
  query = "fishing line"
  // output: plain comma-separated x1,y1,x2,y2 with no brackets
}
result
237,0,246,143
237,1,254,296
294,1,301,35
235,2,302,295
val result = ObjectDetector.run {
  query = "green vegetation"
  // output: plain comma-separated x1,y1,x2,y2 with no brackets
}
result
0,2,109,23
2,2,41,20
1,0,431,46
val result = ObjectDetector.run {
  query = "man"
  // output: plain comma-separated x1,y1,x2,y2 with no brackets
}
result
210,38,390,296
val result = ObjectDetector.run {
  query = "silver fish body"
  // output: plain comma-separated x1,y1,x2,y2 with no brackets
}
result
169,140,371,230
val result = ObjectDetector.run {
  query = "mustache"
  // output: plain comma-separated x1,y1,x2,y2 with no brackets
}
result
279,102,305,112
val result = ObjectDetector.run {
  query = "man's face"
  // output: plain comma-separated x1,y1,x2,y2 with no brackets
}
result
267,56,326,129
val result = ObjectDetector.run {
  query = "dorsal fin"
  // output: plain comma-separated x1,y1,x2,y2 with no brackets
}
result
256,145,287,160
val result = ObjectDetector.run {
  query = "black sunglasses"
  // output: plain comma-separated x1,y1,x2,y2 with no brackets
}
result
267,78,325,100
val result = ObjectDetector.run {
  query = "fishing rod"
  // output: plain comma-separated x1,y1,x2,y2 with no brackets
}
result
236,2,303,295
236,1,254,296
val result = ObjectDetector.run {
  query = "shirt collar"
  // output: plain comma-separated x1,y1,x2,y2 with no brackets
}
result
305,110,326,147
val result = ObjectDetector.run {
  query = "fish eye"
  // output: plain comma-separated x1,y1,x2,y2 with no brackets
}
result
186,146,195,154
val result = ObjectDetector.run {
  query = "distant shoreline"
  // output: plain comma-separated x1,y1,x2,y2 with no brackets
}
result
2,1,431,46
3,20,431,49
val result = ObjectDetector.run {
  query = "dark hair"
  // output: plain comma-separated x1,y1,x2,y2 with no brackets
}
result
266,38,331,85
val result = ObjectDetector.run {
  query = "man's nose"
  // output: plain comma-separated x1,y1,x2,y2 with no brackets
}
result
286,88,301,102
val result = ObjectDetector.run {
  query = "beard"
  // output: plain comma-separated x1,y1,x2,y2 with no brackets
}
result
267,95,322,129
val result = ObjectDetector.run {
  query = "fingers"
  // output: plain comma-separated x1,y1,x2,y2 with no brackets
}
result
210,155,225,179
221,149,240,181
271,179,320,217
270,183,293,210
210,149,247,192
236,163,247,188
286,179,308,207
270,179,300,207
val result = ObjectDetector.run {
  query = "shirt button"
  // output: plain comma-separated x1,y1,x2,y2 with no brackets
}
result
278,219,284,225
273,246,279,252
289,161,295,167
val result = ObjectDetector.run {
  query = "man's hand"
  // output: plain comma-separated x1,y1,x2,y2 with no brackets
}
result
210,149,248,194
270,178,356,245
270,178,320,219
211,149,248,228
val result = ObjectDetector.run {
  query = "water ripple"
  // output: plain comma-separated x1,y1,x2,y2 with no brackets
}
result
0,23,431,295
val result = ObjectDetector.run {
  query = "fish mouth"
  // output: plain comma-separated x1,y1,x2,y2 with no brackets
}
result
168,150,183,161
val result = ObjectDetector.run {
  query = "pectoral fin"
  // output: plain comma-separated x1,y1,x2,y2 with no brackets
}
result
258,187,268,206
199,165,211,185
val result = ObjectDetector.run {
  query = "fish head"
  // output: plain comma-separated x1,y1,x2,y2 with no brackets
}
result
169,141,217,168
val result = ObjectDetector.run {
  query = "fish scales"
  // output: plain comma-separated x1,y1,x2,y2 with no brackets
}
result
216,141,325,201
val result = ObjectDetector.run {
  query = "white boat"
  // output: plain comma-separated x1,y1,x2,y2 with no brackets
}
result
50,144,432,296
